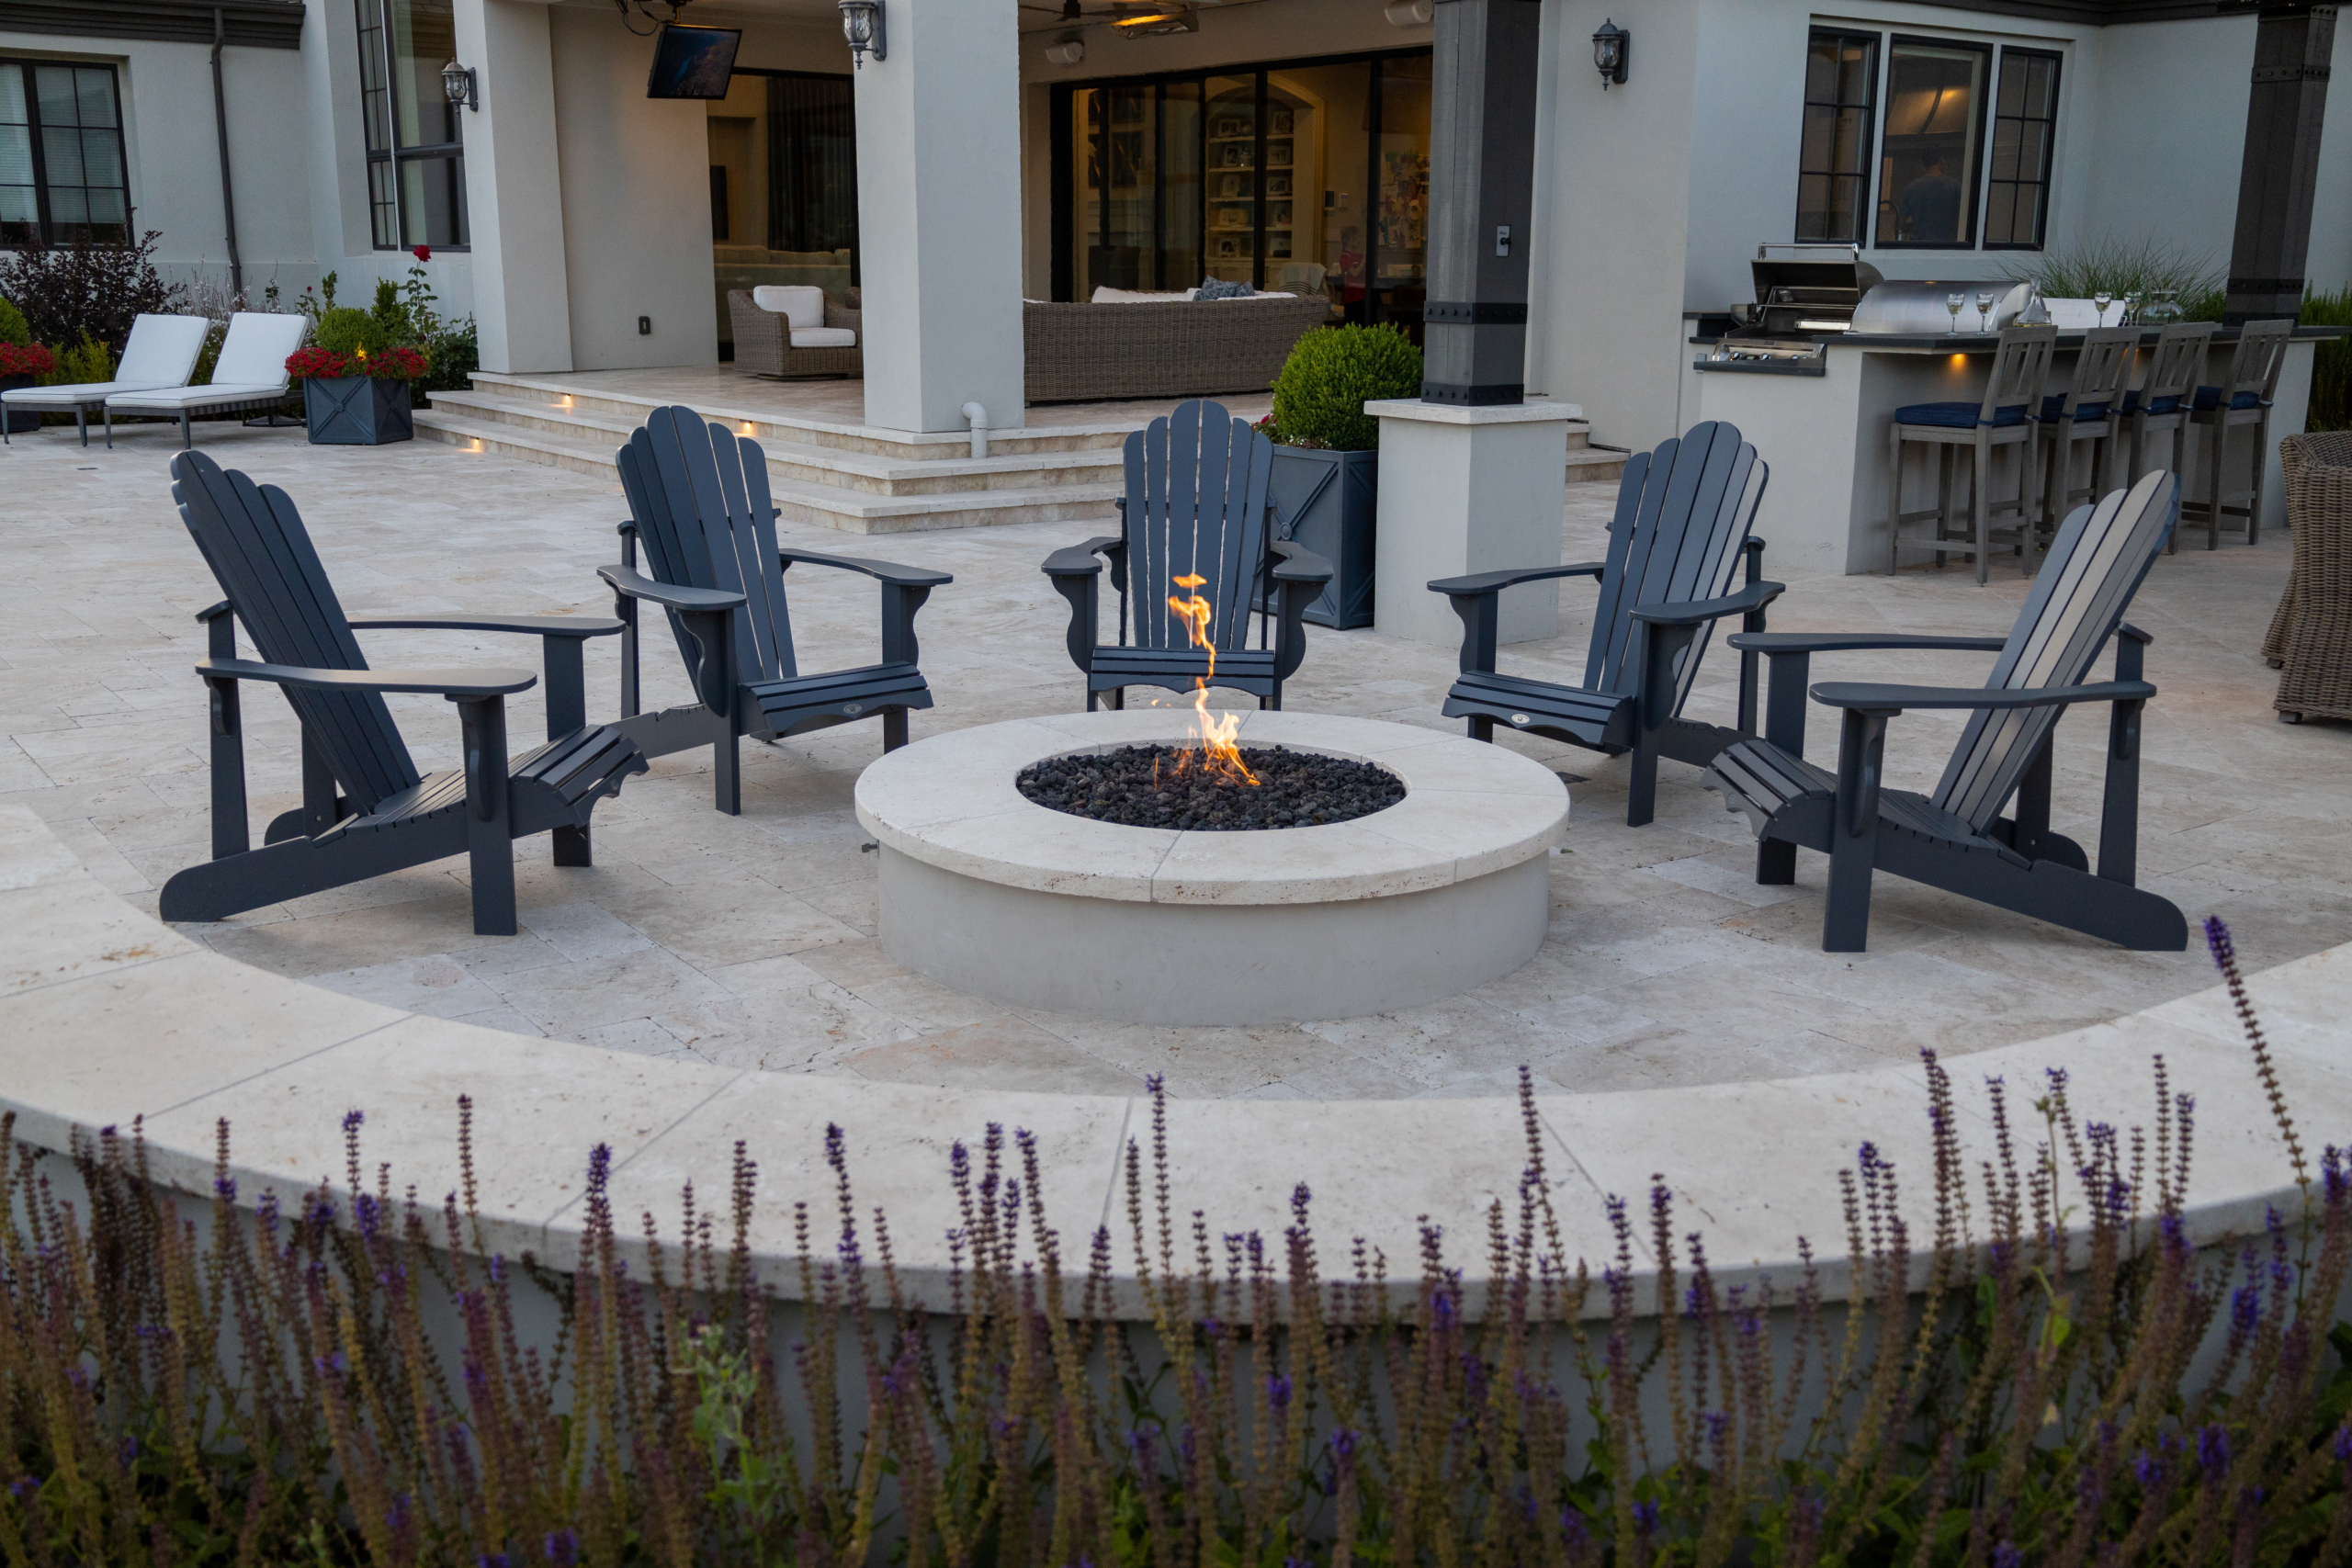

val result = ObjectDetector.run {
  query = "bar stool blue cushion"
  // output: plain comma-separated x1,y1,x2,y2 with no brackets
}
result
2037,394,2112,423
2190,385,2266,412
2119,389,2182,416
1894,401,2029,430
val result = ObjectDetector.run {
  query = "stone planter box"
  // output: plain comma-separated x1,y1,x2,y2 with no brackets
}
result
303,376,413,445
1269,444,1376,628
0,374,38,434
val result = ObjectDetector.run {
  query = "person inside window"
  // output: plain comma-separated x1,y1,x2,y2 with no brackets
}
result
1897,151,1962,243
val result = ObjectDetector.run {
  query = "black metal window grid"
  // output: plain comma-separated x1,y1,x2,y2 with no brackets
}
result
353,0,467,251
1795,29,1877,245
0,60,131,249
1985,48,2061,249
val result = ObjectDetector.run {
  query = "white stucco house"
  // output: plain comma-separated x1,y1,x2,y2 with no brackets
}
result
1,0,2344,450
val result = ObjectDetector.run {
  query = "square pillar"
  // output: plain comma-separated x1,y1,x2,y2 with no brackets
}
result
1369,399,1579,647
455,0,573,373
2224,4,2335,325
853,0,1025,434
1422,0,1542,404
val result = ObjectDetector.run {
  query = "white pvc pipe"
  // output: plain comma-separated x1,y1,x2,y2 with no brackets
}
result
961,401,989,460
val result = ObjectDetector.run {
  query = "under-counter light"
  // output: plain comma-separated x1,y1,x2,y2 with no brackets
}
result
1795,319,1850,332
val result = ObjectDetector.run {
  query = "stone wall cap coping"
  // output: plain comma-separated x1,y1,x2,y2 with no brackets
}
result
1365,398,1588,426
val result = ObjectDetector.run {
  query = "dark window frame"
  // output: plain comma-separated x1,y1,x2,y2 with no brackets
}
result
1983,45,2061,251
353,0,468,252
1872,32,1994,252
0,57,133,250
1793,28,1879,247
1048,44,1432,308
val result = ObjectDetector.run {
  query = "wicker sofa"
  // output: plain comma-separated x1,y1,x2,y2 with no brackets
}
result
727,288,863,379
1023,294,1330,404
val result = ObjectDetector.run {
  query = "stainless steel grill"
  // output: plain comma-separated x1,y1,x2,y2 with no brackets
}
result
1709,244,1884,368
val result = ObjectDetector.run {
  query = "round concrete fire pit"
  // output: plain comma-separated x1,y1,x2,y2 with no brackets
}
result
854,711,1568,1025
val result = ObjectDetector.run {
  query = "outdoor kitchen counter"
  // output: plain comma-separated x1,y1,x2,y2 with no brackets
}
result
1685,324,2345,579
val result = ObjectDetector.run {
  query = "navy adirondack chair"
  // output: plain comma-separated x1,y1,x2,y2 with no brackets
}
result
603,406,952,816
1043,399,1332,709
1703,468,2186,953
160,451,647,936
1428,420,1781,827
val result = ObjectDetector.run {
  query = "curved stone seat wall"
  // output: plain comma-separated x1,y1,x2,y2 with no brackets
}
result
3,801,2343,1319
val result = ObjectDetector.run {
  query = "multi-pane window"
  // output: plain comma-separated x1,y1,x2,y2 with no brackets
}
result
0,62,130,248
1794,30,1876,245
354,0,467,250
1874,38,1990,248
1985,49,2060,248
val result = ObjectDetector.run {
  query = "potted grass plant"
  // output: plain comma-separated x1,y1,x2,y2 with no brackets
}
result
289,305,427,445
1256,323,1421,628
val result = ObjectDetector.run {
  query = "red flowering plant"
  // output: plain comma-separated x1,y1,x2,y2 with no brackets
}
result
0,341,56,378
286,306,432,382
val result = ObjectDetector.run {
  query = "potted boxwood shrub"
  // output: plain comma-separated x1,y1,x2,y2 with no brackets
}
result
1258,323,1422,628
289,306,427,446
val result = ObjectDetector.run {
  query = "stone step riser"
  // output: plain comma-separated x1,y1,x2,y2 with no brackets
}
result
428,393,1125,498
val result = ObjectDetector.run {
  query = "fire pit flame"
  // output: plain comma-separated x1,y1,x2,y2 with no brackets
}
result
1165,572,1259,786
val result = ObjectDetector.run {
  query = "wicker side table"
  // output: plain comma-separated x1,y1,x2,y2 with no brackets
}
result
2270,431,2352,721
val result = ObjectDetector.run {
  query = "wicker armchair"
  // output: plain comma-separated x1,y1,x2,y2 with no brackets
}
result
1023,295,1330,404
727,289,862,379
2267,431,2352,722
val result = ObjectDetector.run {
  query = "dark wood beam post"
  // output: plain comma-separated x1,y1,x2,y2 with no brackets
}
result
2224,3,2336,325
1421,0,1543,405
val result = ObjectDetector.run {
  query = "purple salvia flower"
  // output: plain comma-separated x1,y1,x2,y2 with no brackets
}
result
2135,1448,2163,1491
342,1110,364,1134
9,1476,32,1502
2199,1425,2231,1481
1993,1546,2022,1568
2335,1424,2352,1462
1633,1500,1659,1535
1333,1428,1356,1462
1560,1507,1589,1546
544,1529,579,1566
1267,1373,1292,1410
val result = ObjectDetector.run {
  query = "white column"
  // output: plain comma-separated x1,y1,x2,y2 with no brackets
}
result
454,0,572,374
1368,400,1581,647
852,0,1025,434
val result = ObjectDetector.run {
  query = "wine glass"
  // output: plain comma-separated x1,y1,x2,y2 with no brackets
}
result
2094,290,2114,327
2123,290,2143,327
1974,290,1996,333
1946,292,1965,334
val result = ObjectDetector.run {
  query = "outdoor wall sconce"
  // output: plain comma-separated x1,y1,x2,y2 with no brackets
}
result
1384,0,1433,25
1043,35,1086,67
839,0,887,66
440,60,479,111
1591,19,1628,89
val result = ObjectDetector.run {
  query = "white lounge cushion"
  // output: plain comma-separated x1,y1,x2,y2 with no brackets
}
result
3,380,151,406
1090,287,1199,303
114,312,212,387
788,327,856,349
752,285,826,330
207,311,308,387
106,383,288,412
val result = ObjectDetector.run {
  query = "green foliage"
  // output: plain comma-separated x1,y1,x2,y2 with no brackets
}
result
0,231,182,355
0,297,27,347
0,931,2345,1566
2302,286,2352,432
311,305,390,359
1269,323,1423,451
2007,236,2223,308
47,333,112,386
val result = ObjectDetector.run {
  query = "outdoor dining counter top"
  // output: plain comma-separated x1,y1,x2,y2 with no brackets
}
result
1682,323,2346,579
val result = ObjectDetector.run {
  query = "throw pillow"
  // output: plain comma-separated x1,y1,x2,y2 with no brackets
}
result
1196,277,1256,300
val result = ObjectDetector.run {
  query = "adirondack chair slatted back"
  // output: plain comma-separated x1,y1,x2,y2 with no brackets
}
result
169,450,421,812
619,406,797,686
1584,421,1764,705
1933,469,2178,830
1123,400,1273,653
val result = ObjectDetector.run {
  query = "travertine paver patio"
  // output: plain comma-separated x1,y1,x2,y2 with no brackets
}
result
6,411,2347,1100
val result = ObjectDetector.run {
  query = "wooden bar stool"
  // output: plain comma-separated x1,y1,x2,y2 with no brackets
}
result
2111,321,2216,495
2181,317,2294,549
1886,323,2054,585
2033,325,2137,561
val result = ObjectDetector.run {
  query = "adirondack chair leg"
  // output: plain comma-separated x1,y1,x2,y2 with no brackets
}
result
551,826,592,868
300,728,341,839
1823,707,1890,953
883,709,909,751
456,694,517,937
1973,441,1994,587
180,410,193,450
715,731,742,816
2010,734,2055,862
204,675,250,861
2099,696,2145,885
1751,649,1807,884
74,407,87,447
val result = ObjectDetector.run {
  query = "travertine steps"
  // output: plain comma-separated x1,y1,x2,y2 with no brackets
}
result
415,372,1622,535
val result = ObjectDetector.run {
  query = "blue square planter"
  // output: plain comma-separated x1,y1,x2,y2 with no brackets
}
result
304,376,413,445
1267,444,1378,628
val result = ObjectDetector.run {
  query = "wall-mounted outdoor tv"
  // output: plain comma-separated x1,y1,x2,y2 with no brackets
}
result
646,24,741,100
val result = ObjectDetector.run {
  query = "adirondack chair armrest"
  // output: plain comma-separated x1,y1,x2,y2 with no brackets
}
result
777,548,953,589
1268,538,1334,583
347,614,625,639
1426,560,1608,598
1726,632,2010,654
1043,537,1125,578
1807,680,2156,713
595,565,749,615
1628,580,1783,626
191,657,537,698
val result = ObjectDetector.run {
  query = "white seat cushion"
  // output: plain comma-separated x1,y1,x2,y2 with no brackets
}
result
206,312,308,389
787,327,856,349
1090,287,1199,304
752,285,826,330
2,381,142,404
106,383,288,411
114,313,212,388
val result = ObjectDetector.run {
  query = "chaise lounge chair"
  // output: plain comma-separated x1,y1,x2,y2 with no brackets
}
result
1702,468,2186,953
1,311,212,446
160,451,648,936
104,311,309,448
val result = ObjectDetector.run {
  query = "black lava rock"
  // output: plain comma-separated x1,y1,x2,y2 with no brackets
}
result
1017,744,1405,831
